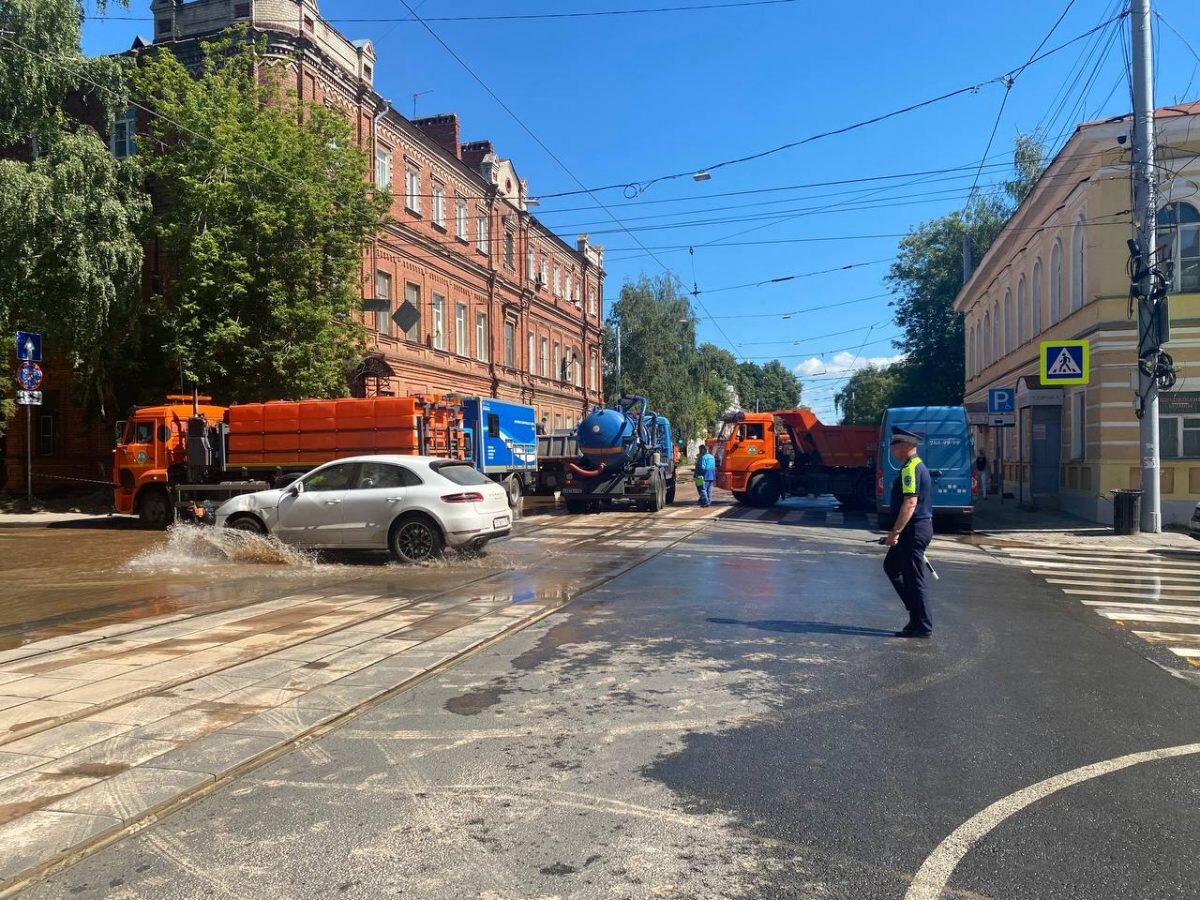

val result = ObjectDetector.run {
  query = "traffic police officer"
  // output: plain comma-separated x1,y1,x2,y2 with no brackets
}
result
883,426,934,638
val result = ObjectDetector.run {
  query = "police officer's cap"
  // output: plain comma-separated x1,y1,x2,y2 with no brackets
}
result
890,426,920,446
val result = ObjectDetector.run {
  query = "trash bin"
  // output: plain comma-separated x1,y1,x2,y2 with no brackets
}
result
1112,489,1142,535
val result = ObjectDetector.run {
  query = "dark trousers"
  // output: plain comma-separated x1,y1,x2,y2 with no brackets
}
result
883,519,933,633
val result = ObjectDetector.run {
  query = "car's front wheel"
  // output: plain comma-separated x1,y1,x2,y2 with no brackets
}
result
389,515,445,564
226,515,267,535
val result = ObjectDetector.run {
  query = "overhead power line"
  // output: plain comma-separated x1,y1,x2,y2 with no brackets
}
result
89,1,804,25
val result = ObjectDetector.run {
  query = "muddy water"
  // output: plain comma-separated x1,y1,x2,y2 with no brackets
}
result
0,520,370,650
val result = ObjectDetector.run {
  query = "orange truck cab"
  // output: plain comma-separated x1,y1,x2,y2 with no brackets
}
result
114,394,465,527
714,409,878,509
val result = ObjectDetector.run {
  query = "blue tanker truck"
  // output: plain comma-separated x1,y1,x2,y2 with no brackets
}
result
535,395,676,513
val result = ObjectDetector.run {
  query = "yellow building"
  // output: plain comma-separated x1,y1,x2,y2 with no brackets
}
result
956,102,1200,526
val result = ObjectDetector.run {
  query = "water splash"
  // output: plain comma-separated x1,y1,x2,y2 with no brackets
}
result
125,524,316,572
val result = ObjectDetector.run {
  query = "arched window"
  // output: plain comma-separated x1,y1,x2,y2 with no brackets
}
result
1003,290,1013,357
1017,276,1027,345
1070,219,1085,312
1156,201,1200,293
992,300,1000,362
1049,240,1063,325
976,323,983,373
983,310,992,369
966,325,973,377
1031,259,1043,334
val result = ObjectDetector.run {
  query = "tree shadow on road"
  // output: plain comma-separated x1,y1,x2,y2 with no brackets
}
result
707,617,896,637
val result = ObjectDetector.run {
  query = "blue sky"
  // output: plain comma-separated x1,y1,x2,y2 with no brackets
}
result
82,0,1200,420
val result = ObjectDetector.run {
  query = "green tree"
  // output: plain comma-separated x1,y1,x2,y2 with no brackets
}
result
130,30,390,402
0,0,148,427
887,135,1045,405
603,275,701,441
834,362,905,425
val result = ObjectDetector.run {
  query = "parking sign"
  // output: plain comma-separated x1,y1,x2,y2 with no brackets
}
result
987,388,1015,414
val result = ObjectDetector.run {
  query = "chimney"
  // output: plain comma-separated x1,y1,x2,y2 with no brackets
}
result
412,114,461,160
460,140,494,173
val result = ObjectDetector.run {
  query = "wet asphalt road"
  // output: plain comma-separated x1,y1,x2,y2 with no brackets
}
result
14,508,1200,899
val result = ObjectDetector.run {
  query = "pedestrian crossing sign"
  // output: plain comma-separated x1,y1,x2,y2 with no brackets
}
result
1039,339,1089,385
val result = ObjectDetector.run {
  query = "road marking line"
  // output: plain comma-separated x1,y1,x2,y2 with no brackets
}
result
905,742,1200,900
1081,600,1200,612
1025,561,1200,576
1064,588,1200,601
1132,630,1200,644
1095,611,1200,625
1046,574,1199,586
1168,647,1200,658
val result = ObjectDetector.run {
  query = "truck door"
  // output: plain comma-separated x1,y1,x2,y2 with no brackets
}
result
277,462,358,547
738,421,769,461
340,461,421,548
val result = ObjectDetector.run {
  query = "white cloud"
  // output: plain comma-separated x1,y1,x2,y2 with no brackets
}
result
793,350,905,378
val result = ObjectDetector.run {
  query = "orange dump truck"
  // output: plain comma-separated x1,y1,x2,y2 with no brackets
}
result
114,393,464,527
713,408,879,508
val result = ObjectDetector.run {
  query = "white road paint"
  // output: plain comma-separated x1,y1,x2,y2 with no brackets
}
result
1168,647,1200,658
1061,588,1200,601
1022,560,1200,576
1096,611,1200,626
1081,600,1200,613
905,742,1200,900
1132,630,1200,644
1046,574,1200,586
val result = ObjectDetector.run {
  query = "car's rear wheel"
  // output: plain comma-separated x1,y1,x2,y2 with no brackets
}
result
227,515,267,535
389,515,444,564
504,476,522,508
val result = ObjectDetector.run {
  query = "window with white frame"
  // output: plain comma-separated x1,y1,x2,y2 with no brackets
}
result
1070,219,1085,312
991,301,1000,362
1049,240,1063,324
1156,201,1200,294
431,294,446,350
539,255,548,288
588,286,597,316
110,107,137,158
589,351,598,391
565,271,574,304
504,321,515,368
1031,259,1043,334
540,338,548,378
982,310,991,369
1070,391,1086,460
1161,414,1200,458
374,271,392,335
455,303,467,355
456,197,468,240
553,263,561,297
375,146,392,190
528,332,536,374
477,208,488,253
572,349,581,386
966,325,974,378
432,183,446,228
404,282,420,342
1017,275,1027,345
527,247,535,282
1003,289,1012,356
405,167,421,214
475,312,488,362
553,342,561,381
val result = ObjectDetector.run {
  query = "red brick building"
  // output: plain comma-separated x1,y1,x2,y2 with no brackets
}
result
3,0,604,492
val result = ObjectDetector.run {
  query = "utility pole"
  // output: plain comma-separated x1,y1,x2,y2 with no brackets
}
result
1131,0,1162,532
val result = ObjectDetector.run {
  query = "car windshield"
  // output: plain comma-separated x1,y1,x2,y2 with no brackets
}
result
431,461,491,486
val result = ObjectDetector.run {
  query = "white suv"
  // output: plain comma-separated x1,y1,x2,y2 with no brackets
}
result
215,456,512,562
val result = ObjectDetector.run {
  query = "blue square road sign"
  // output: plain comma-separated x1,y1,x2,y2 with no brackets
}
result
1040,340,1089,385
16,331,41,362
988,387,1015,414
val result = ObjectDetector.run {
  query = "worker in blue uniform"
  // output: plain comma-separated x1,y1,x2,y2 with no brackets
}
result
883,426,934,638
695,443,716,507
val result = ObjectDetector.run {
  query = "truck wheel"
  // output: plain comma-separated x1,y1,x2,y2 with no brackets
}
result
746,473,781,509
504,476,522,508
665,477,676,505
389,515,444,564
732,491,747,504
565,499,587,514
138,489,173,530
648,472,664,513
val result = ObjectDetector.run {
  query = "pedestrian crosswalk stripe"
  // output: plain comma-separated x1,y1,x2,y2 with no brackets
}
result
1005,548,1200,564
1098,611,1200,625
1082,600,1200,613
1023,560,1200,576
1168,647,1200,658
1131,630,1200,644
1045,573,1200,585
1063,587,1200,601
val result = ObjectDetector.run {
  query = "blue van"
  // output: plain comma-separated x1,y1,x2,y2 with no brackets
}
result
876,406,976,530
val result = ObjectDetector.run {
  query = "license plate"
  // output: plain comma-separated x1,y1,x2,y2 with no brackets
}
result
562,487,582,494
493,516,510,529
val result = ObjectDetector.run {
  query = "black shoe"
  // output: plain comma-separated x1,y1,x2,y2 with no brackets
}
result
894,629,932,638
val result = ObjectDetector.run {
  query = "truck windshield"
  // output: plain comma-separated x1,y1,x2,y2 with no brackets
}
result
716,421,737,441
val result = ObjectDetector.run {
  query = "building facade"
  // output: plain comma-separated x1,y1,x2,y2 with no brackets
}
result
956,102,1200,526
4,0,605,491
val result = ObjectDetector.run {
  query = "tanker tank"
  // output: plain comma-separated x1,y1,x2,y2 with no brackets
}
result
575,396,653,474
